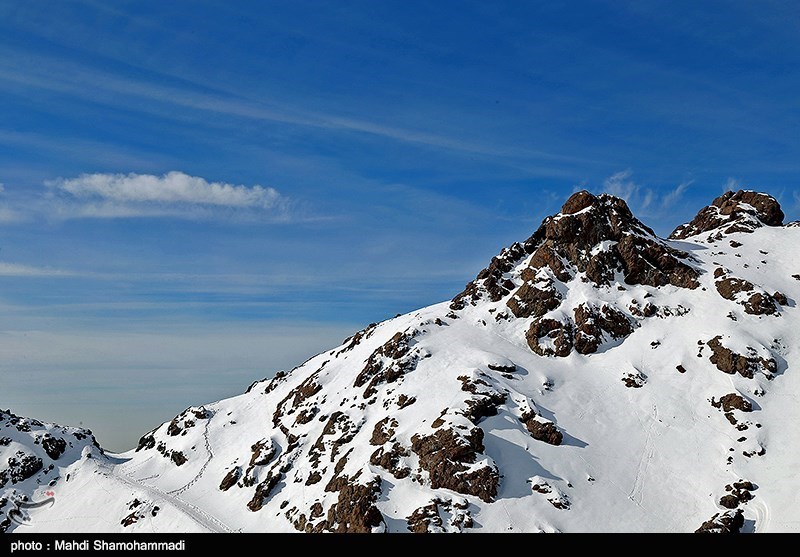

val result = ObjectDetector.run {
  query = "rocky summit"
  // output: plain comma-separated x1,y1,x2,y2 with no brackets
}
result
3,189,800,533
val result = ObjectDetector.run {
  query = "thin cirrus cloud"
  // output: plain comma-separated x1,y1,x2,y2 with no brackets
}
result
43,171,288,220
0,262,76,277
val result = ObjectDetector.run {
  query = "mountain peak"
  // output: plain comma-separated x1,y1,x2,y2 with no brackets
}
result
670,190,784,240
4,188,800,534
451,190,699,314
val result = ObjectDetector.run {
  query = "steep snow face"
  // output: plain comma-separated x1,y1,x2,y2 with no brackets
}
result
8,189,800,533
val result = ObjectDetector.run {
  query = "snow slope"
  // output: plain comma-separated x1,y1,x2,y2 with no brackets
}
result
4,189,799,533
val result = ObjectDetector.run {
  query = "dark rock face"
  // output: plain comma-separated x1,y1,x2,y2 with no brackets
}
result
526,318,573,357
219,467,241,491
525,303,634,357
410,427,498,503
272,374,322,426
507,272,562,319
369,443,411,479
707,336,777,379
325,478,384,533
338,322,378,354
370,417,398,446
247,472,282,512
41,435,67,460
711,394,753,413
451,191,697,359
309,412,359,469
5,452,43,484
406,498,472,533
714,269,779,315
457,375,507,424
573,304,633,355
406,501,442,533
166,407,208,437
695,509,745,533
520,192,699,290
671,190,784,239
249,438,276,467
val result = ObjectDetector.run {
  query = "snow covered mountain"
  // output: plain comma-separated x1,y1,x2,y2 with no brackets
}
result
4,189,800,533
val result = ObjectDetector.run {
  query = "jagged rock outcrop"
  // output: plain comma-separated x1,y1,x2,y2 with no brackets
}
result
453,191,700,357
410,426,499,503
707,336,777,379
671,190,784,239
713,267,780,316
454,191,700,314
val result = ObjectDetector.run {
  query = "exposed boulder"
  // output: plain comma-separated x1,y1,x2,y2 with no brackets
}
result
695,509,745,533
719,480,755,509
530,478,571,509
520,411,563,445
710,394,753,413
219,467,241,491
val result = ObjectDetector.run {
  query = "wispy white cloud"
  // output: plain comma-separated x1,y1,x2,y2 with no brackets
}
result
599,170,696,224
0,262,75,277
43,171,288,221
725,177,742,192
662,180,692,208
0,50,599,170
602,169,639,201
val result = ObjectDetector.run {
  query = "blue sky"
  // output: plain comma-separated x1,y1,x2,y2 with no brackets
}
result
1,1,799,450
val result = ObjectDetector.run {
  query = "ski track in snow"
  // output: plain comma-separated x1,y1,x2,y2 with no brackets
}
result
103,459,234,533
750,498,770,532
94,418,235,535
168,411,214,497
628,405,659,507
